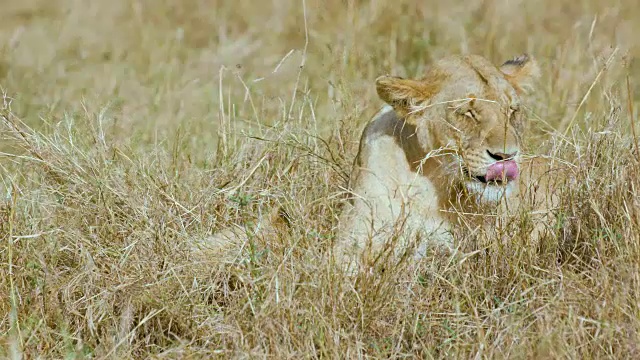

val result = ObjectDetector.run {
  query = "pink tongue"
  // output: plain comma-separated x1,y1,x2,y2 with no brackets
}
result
485,160,518,181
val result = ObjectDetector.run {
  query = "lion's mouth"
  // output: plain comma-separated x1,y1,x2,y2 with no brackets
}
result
472,175,507,186
463,160,518,185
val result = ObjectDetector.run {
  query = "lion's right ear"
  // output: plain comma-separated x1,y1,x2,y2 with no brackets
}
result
375,75,432,116
499,54,540,94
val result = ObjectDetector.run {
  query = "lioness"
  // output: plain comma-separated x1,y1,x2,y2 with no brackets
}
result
336,54,561,270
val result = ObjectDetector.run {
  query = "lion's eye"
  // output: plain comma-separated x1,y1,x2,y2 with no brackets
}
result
464,110,478,122
509,108,518,120
509,105,520,118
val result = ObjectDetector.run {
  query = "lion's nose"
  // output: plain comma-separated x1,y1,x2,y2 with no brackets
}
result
487,150,517,161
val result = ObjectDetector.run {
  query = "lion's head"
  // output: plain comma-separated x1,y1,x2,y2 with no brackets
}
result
375,54,540,203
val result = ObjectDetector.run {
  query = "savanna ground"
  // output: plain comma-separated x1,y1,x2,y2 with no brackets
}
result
1,0,640,358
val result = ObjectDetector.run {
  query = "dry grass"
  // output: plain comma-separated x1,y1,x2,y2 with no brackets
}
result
1,0,640,358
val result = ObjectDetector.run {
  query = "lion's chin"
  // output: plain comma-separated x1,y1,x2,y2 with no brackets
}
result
464,180,516,203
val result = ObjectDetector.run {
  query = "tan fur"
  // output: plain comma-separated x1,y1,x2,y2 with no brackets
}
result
336,54,563,271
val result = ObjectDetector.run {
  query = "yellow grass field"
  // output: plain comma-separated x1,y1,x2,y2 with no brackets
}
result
1,0,640,358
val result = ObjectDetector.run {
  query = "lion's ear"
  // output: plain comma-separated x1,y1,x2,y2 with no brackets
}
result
500,54,540,93
375,75,432,116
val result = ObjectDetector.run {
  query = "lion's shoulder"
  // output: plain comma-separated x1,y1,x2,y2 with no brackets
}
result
352,105,425,176
360,105,402,142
